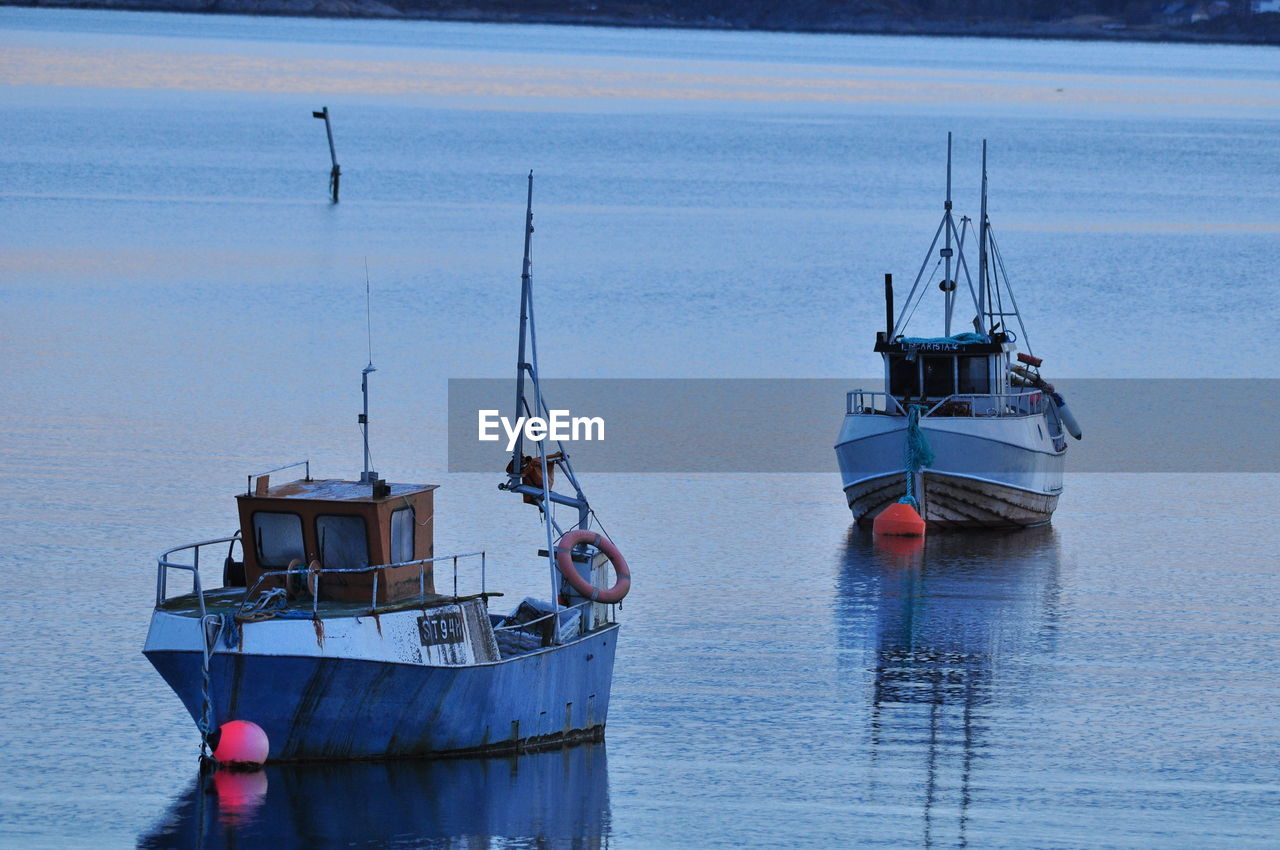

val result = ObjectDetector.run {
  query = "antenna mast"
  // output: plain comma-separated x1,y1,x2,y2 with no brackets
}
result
360,264,377,484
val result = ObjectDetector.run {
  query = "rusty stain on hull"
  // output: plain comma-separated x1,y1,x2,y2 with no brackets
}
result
145,625,618,761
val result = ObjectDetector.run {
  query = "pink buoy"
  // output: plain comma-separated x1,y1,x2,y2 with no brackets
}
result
212,720,270,767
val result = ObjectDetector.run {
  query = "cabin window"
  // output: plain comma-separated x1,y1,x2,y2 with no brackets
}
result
391,508,415,564
252,512,304,568
316,515,370,571
888,356,919,397
958,356,991,394
922,357,955,398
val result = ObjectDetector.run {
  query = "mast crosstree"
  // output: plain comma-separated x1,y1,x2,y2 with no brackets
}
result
889,137,1031,352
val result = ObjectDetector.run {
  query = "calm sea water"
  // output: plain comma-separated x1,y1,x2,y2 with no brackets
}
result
1,8,1278,848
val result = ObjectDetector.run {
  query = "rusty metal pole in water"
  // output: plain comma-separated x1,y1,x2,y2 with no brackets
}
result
312,107,340,203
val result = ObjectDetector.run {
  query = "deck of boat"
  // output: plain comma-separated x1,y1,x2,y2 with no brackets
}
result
157,587,501,619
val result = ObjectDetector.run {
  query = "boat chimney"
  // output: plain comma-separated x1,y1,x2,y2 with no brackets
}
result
884,273,894,339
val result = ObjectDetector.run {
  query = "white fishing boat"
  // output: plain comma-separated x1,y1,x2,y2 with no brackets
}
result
835,137,1082,529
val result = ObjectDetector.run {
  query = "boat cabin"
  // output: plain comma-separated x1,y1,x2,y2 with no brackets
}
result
234,475,437,605
875,331,1012,404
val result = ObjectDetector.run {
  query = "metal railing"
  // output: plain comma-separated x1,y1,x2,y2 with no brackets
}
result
232,551,488,619
156,538,620,652
922,391,1048,418
845,389,1051,419
245,459,310,495
846,390,907,416
155,539,488,619
156,534,243,619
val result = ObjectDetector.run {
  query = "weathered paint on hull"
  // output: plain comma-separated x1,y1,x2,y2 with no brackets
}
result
845,471,1058,529
145,625,618,761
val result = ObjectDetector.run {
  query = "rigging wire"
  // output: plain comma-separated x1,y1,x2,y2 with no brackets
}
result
901,256,945,334
987,226,1033,354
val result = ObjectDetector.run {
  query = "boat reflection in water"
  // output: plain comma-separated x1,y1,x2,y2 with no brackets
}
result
837,527,1062,847
139,744,611,848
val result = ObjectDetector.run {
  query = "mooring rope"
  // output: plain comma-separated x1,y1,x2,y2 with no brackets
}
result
197,614,222,762
898,404,935,509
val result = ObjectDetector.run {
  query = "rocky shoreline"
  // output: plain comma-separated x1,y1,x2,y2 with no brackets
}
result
7,0,1280,46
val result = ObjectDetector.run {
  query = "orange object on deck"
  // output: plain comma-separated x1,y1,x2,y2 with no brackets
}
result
873,502,926,537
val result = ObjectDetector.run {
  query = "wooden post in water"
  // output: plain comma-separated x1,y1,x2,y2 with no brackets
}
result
312,107,340,203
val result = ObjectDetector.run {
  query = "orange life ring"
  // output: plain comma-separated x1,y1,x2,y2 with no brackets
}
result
554,529,631,604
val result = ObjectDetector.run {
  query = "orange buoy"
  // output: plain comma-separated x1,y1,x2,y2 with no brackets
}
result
873,502,926,537
212,720,270,768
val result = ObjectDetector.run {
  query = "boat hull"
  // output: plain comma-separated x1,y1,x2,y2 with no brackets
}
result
144,609,618,761
844,470,1059,529
836,413,1064,529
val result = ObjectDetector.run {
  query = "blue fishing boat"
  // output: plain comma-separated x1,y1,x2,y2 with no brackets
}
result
144,174,632,762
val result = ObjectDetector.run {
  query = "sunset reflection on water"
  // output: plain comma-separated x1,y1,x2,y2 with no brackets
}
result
4,43,1279,114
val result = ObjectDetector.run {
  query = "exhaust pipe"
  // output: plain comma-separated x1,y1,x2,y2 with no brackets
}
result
884,273,894,339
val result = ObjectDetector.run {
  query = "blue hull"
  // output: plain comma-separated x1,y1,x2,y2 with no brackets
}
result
145,625,619,761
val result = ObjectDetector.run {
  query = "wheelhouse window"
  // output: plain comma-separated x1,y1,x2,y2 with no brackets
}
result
888,356,920,397
316,515,370,571
958,356,991,394
922,356,955,398
253,512,304,568
391,508,415,564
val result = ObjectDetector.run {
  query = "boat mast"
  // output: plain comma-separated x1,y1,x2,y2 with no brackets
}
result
504,174,594,621
509,173,561,610
977,140,989,335
943,133,955,336
509,172,535,480
892,134,981,339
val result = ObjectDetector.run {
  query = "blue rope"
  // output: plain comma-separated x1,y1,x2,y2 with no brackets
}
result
220,613,240,649
898,404,935,508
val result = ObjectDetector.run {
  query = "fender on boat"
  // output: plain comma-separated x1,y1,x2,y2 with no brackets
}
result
1051,392,1082,440
555,530,631,604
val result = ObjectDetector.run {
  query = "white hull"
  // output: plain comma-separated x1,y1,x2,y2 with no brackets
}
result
835,412,1064,529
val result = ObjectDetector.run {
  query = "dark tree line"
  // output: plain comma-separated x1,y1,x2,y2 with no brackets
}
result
394,0,1259,27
